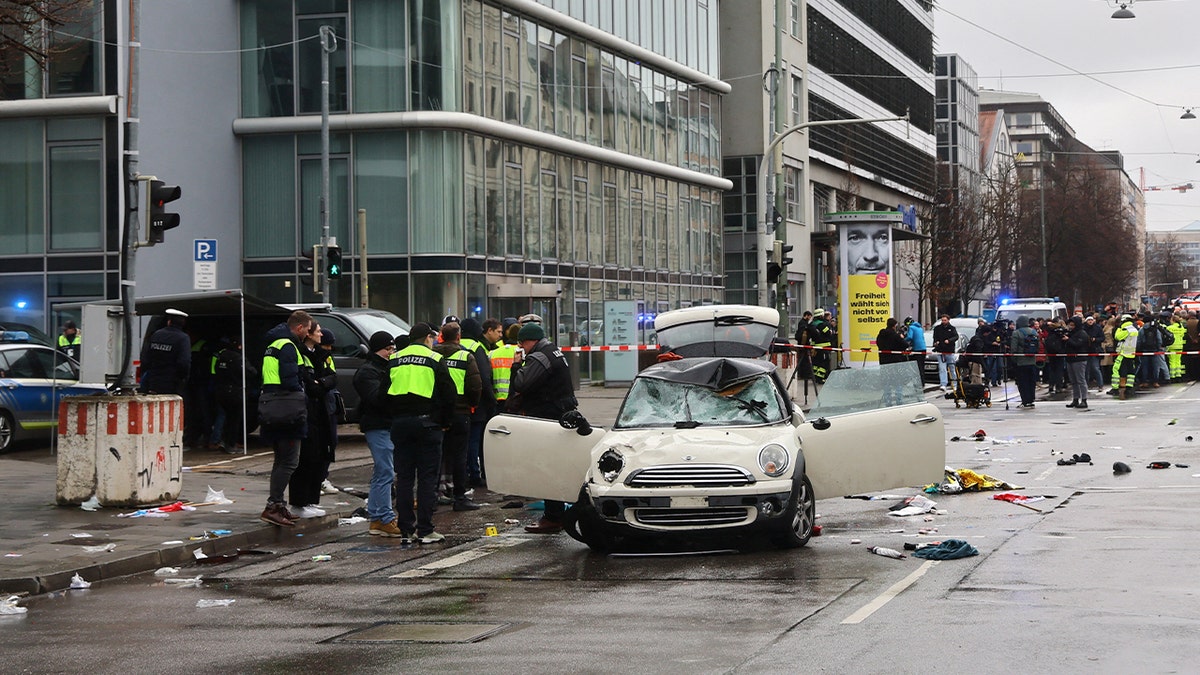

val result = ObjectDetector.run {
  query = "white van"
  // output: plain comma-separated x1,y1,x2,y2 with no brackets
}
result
995,298,1069,324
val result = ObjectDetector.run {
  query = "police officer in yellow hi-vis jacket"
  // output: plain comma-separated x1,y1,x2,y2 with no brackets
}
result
386,322,456,544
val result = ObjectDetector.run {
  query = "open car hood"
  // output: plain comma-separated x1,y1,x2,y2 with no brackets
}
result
654,305,780,358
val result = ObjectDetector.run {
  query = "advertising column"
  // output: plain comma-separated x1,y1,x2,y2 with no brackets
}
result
828,212,902,368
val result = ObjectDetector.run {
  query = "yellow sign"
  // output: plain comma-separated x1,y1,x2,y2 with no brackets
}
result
846,273,892,364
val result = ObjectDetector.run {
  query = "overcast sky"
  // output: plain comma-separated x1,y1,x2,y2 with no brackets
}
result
933,0,1200,231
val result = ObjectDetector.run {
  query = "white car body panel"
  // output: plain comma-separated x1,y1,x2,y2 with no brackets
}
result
484,415,603,503
800,400,944,500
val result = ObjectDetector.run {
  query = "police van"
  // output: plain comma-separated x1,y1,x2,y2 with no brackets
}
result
995,297,1069,324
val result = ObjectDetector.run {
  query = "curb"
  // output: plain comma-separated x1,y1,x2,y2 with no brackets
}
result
0,512,345,596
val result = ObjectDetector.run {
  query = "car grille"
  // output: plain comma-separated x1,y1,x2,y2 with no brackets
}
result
632,507,753,528
625,464,756,488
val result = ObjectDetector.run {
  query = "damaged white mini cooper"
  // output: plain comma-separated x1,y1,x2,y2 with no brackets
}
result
486,305,944,552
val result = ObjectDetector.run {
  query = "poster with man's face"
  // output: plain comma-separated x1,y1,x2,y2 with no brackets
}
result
833,214,898,366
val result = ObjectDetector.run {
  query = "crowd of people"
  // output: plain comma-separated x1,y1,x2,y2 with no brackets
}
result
128,306,581,544
872,308,1199,409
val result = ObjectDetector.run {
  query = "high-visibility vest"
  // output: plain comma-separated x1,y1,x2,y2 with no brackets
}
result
1167,322,1186,351
443,347,471,395
387,343,442,398
489,343,517,400
262,338,302,385
58,334,81,349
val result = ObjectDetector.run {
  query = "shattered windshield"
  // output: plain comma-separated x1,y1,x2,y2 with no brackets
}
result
807,362,926,417
615,373,787,429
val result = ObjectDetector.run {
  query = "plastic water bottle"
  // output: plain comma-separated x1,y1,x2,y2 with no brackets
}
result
868,546,907,559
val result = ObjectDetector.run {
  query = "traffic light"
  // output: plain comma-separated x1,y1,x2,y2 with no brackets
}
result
301,244,322,289
771,207,784,232
779,242,794,268
147,180,181,244
326,244,342,280
766,240,782,284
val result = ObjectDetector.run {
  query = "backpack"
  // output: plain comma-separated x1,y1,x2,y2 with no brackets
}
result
1021,329,1040,355
1159,325,1175,348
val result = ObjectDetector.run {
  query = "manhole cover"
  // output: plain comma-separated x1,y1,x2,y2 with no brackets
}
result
328,621,512,644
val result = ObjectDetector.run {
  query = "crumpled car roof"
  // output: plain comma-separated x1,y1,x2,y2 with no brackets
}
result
636,357,775,390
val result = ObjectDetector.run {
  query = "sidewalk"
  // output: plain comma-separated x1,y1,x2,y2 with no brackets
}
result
0,385,628,597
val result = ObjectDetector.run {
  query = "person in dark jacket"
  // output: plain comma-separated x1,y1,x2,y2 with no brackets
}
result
460,317,498,489
288,323,338,520
509,322,577,534
1084,315,1105,390
1010,316,1039,408
212,337,258,453
1064,316,1090,409
355,331,402,537
931,314,959,391
259,310,313,527
876,317,909,365
387,322,457,544
433,322,483,512
139,309,191,395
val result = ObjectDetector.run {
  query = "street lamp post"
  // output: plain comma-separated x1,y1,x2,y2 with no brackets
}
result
755,114,911,317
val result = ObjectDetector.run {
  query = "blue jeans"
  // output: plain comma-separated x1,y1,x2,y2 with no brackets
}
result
391,415,444,537
937,352,958,388
986,355,1002,385
466,419,487,483
365,428,396,524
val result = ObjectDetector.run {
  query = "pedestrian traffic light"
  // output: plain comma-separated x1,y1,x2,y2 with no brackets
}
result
326,244,342,280
766,240,783,284
779,242,794,268
147,180,181,244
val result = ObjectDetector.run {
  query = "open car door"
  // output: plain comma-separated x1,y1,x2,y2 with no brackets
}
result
798,364,944,500
484,414,604,503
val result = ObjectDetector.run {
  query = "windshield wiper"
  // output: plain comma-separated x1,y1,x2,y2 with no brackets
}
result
674,420,702,428
731,397,770,422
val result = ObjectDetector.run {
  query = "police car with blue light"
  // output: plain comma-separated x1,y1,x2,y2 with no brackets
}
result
0,330,107,452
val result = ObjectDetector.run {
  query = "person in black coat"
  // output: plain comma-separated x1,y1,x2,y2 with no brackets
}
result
876,318,909,365
139,309,191,395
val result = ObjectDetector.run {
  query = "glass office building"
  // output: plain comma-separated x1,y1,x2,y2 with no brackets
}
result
1,1,728,363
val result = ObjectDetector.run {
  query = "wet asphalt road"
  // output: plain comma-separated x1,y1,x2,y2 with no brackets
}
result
3,382,1200,674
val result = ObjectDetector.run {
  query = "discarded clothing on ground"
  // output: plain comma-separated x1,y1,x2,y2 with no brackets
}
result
991,493,1044,504
911,539,979,560
887,495,937,517
926,468,1023,494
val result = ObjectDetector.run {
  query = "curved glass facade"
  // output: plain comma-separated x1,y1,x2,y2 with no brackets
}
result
240,0,725,363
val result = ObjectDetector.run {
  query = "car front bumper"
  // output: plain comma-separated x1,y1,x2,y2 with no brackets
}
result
585,478,795,534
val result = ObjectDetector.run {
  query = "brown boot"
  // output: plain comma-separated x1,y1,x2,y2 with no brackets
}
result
1118,387,1127,400
260,503,295,527
524,517,563,534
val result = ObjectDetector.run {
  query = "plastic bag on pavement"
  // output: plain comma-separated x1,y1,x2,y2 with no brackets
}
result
154,567,181,576
338,516,366,526
195,599,235,608
82,543,116,553
80,495,101,511
887,495,937,517
204,486,234,505
0,596,27,615
164,576,203,588
69,573,91,589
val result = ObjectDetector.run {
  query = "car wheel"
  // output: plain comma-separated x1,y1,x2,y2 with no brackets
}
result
0,410,14,453
562,499,616,554
773,474,815,549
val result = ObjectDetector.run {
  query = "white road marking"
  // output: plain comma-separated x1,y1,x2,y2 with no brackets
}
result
841,560,937,625
1035,466,1057,481
391,537,528,578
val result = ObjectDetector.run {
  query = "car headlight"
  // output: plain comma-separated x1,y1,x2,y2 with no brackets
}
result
758,443,790,477
598,448,625,483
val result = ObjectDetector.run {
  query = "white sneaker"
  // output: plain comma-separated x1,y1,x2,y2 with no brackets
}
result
320,480,339,495
296,505,326,518
419,531,445,544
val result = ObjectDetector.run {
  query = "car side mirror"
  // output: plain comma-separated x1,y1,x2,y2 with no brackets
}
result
811,417,831,431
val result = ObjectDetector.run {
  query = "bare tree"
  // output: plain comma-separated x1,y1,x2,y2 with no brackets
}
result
0,1,96,80
1145,233,1194,298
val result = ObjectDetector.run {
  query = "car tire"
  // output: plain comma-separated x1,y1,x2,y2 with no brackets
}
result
0,410,14,453
772,473,815,549
562,497,616,554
